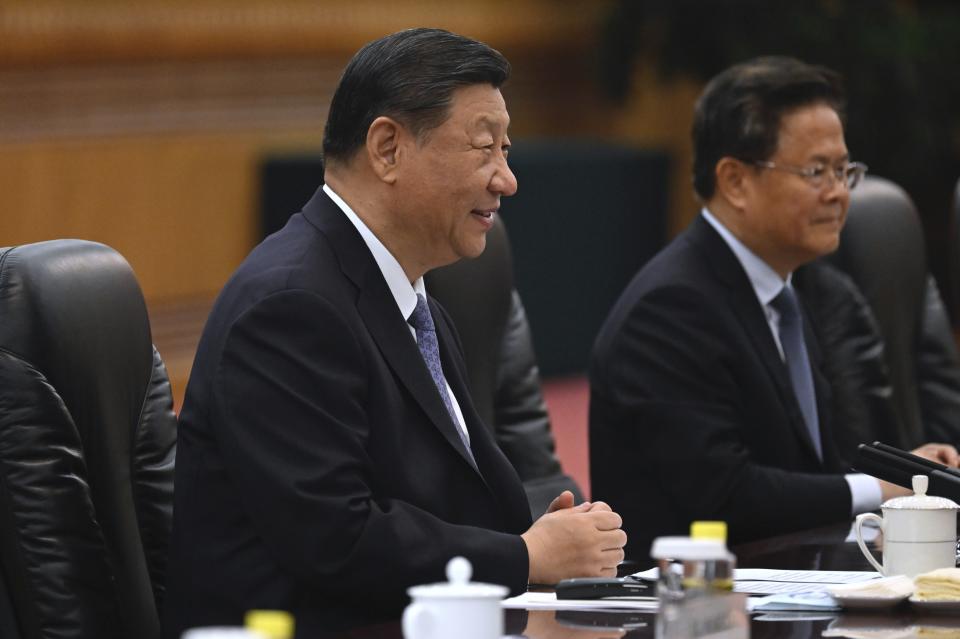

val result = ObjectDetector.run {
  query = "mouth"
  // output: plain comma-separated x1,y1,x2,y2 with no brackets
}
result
471,208,497,222
813,214,844,226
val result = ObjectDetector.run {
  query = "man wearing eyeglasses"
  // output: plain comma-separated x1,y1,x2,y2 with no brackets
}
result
589,56,958,554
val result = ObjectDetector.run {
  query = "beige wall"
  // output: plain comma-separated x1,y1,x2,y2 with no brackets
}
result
1,133,278,300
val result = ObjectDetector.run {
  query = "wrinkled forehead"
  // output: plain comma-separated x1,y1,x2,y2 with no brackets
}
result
774,102,848,160
446,84,511,130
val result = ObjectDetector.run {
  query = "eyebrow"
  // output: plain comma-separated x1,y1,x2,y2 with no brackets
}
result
810,152,850,164
473,113,510,131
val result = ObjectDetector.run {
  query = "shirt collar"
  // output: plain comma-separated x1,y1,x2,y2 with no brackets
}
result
323,184,426,320
701,207,790,306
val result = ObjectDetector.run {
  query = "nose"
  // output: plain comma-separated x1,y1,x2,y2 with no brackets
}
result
490,157,518,197
822,171,848,204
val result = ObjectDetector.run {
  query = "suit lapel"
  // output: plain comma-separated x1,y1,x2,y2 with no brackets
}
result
431,300,498,479
359,287,481,474
800,298,841,470
301,188,482,475
432,298,531,526
689,217,825,465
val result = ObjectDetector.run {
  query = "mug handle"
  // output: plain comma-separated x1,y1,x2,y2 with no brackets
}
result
402,602,433,639
855,512,886,575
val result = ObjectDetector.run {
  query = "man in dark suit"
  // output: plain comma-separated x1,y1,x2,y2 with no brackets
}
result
589,56,957,556
162,28,626,638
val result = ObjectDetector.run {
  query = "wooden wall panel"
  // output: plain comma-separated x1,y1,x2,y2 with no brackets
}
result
0,130,323,301
0,1,602,65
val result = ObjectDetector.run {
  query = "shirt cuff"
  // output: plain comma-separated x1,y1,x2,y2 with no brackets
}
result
846,473,883,514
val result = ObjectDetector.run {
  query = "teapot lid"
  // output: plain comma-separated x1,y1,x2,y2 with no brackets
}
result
406,556,509,599
883,475,960,510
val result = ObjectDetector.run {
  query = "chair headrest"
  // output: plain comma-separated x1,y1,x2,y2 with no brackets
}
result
836,175,927,294
0,239,153,441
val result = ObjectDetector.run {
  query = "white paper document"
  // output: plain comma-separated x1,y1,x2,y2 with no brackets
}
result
502,591,659,611
736,581,839,594
733,570,879,594
733,569,879,584
633,568,879,595
746,591,841,612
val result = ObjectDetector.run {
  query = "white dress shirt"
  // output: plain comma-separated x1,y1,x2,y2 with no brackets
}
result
323,184,470,445
701,208,881,514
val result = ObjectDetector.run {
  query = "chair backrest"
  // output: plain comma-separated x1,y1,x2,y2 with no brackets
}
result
0,240,176,639
828,176,928,441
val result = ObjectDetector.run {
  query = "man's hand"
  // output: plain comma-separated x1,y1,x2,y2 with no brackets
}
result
879,442,960,500
879,479,910,501
522,500,627,584
545,490,578,514
544,490,614,515
912,442,960,468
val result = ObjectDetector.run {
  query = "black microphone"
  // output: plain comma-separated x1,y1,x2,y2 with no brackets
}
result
854,442,960,502
854,444,914,488
871,441,960,479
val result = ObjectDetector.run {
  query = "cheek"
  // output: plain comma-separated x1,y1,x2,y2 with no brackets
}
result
793,195,822,227
838,194,852,216
777,207,813,243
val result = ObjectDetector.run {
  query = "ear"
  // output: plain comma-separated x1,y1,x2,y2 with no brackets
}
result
714,157,751,210
365,116,402,184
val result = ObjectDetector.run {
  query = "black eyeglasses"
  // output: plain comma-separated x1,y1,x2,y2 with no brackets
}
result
750,160,868,190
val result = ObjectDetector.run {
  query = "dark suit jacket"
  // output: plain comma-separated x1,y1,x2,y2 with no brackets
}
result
793,261,901,468
589,215,853,557
162,189,532,638
796,262,960,471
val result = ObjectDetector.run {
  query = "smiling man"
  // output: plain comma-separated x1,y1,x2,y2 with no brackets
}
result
589,56,957,555
163,28,625,638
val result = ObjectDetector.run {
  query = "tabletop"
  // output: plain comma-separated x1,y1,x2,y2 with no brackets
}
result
341,520,960,639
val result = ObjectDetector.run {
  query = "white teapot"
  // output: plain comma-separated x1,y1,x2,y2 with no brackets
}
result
402,557,508,639
855,475,959,577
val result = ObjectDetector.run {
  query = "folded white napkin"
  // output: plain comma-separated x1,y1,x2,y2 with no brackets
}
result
913,568,960,602
827,575,914,599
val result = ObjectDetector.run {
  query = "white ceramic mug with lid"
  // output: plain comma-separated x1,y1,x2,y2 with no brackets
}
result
855,475,959,577
402,557,508,639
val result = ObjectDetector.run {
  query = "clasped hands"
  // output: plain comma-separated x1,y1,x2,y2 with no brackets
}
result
521,490,627,585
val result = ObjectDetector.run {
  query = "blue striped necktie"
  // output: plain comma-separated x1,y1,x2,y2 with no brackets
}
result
408,294,473,457
771,285,823,460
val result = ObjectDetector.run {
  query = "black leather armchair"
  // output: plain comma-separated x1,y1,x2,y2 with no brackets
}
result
0,240,177,639
809,176,960,453
426,217,584,516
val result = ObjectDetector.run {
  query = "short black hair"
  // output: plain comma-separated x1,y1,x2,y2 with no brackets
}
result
692,56,846,201
322,28,511,165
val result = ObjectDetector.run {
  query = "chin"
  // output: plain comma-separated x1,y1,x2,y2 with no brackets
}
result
810,238,841,259
457,237,488,260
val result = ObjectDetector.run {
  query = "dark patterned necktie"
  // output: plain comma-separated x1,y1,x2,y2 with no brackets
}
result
771,285,822,460
408,294,473,457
